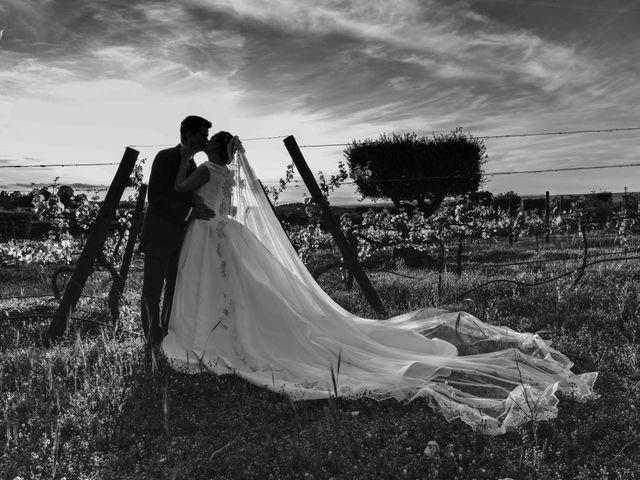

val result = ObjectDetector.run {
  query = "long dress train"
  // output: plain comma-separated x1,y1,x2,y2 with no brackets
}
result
162,145,597,435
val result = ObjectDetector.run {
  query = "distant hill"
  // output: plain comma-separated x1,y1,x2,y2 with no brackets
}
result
277,189,639,208
4,181,638,208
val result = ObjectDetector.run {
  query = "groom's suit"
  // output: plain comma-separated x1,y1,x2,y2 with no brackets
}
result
139,145,196,343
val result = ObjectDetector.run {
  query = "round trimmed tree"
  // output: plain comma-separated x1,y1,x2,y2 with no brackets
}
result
344,128,487,216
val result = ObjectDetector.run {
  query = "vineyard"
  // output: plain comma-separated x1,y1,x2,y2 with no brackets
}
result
1,177,640,478
284,194,640,286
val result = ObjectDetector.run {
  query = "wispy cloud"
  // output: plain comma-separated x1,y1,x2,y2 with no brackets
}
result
1,0,639,194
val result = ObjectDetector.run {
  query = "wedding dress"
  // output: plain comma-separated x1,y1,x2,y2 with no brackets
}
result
162,139,597,435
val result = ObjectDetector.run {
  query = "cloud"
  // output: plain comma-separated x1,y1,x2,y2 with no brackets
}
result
1,0,633,125
163,0,624,135
0,1,242,95
1,0,639,194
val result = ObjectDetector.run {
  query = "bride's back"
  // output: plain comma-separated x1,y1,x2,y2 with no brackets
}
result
197,161,234,217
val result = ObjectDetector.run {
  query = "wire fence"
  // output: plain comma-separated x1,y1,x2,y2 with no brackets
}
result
3,125,638,337
258,160,640,186
439,254,640,305
1,125,639,213
1,125,638,172
5,242,640,323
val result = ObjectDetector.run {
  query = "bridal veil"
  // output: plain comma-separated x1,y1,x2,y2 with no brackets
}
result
167,138,597,435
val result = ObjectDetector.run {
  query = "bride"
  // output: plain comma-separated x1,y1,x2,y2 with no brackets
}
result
161,131,597,435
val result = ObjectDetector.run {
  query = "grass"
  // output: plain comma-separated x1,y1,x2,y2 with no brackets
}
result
1,242,640,480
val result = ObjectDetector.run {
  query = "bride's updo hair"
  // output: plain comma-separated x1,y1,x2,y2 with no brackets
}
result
209,130,235,164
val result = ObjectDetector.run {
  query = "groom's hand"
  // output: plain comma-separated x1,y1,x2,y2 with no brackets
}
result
180,139,198,163
190,195,216,220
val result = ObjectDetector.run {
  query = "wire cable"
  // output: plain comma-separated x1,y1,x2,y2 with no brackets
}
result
262,161,640,186
440,255,640,305
297,126,640,148
478,126,640,139
0,162,120,169
485,162,640,176
242,135,290,141
2,126,638,176
127,135,289,149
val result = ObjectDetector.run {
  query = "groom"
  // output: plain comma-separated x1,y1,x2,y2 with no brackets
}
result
139,115,215,345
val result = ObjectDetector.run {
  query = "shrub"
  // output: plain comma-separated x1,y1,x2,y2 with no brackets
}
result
0,211,33,240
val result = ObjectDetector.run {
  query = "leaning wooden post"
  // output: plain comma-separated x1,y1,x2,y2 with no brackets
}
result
545,191,550,243
283,135,386,316
47,147,139,343
118,183,147,284
106,182,148,324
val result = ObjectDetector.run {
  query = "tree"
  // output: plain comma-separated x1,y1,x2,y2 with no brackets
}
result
36,186,51,201
58,185,75,208
9,190,35,209
588,191,612,204
492,191,521,217
0,191,9,209
344,128,487,216
579,192,614,221
522,197,545,214
468,190,493,207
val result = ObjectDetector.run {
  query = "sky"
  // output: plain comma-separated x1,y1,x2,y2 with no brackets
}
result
1,0,639,203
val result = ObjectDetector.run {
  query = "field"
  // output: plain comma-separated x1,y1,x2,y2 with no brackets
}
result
1,237,640,480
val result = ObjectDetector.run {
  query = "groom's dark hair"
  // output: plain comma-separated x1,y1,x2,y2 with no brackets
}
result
180,116,212,143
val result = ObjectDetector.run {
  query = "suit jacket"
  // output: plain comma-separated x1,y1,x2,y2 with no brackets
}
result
139,145,196,256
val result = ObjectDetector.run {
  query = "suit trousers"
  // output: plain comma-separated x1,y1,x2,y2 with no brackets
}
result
141,248,181,343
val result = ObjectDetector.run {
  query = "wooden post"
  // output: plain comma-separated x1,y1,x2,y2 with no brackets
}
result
283,136,386,315
545,191,550,243
104,183,148,324
47,147,139,343
118,183,147,283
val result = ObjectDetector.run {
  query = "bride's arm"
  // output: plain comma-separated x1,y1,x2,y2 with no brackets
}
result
174,162,211,193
